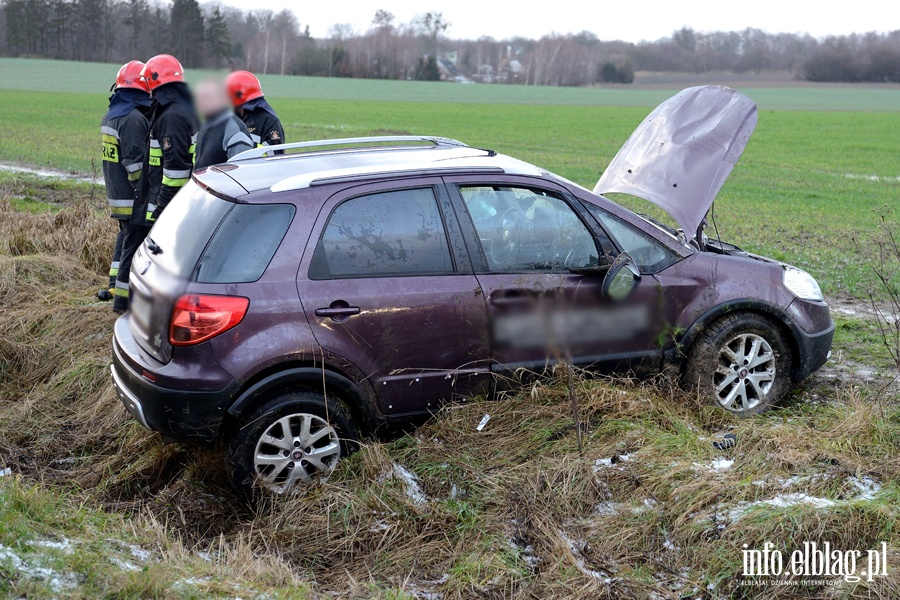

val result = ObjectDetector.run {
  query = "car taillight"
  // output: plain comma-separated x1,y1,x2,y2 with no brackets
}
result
169,294,249,346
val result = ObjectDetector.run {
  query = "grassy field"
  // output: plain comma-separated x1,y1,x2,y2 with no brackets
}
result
1,59,900,598
2,58,899,298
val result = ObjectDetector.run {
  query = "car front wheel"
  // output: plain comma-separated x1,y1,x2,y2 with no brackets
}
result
685,313,792,415
227,389,360,495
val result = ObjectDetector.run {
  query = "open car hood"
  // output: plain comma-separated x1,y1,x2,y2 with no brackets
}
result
594,85,758,238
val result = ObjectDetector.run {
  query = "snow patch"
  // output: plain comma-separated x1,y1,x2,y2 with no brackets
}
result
33,538,74,554
0,543,79,591
110,556,140,572
558,530,613,584
389,463,428,505
729,493,836,521
592,454,633,472
848,476,881,500
128,544,152,562
693,458,733,472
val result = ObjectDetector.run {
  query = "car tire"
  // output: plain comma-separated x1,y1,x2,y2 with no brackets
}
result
227,389,360,495
684,312,792,416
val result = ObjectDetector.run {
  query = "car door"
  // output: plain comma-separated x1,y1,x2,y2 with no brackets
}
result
445,175,668,377
298,179,491,416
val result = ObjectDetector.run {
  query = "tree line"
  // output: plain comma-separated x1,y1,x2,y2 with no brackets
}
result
1,0,898,85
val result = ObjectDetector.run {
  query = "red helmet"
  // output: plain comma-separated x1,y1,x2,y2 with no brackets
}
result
140,54,185,91
225,70,264,107
115,60,149,92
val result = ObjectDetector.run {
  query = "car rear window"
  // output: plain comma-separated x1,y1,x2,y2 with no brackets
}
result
148,181,232,278
194,203,295,283
148,181,294,283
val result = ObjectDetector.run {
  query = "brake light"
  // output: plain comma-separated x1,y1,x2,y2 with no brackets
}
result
169,294,249,346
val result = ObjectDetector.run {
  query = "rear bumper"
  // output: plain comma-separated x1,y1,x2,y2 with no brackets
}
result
112,316,238,443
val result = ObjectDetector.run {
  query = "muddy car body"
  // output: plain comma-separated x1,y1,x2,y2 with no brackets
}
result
111,86,833,493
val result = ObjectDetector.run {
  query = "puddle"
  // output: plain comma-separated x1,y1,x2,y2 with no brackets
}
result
0,163,101,185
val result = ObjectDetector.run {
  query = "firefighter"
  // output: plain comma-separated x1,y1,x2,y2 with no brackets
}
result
193,78,253,169
225,70,286,152
111,54,198,313
99,60,152,304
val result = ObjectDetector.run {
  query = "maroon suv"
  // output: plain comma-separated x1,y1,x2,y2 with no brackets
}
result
111,86,833,493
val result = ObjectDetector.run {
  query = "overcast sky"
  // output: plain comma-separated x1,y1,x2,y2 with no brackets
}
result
226,0,896,41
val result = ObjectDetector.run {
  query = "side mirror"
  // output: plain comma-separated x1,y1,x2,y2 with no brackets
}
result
602,253,641,301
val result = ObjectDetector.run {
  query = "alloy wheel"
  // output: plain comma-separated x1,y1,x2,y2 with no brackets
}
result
712,333,776,412
253,413,341,493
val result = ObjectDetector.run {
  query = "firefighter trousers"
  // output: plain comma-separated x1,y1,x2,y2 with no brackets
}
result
113,221,151,313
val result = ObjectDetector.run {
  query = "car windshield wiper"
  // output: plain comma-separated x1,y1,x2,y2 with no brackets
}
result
146,237,163,255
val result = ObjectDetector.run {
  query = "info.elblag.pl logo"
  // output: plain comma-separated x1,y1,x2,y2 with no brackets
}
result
741,542,889,584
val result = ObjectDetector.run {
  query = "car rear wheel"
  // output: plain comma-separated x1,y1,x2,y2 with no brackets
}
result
684,313,791,415
227,389,360,495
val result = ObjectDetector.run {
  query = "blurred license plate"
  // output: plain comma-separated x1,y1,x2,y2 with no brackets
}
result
130,293,151,329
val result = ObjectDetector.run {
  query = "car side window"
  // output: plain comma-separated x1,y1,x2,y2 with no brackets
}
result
309,187,454,279
583,204,678,273
459,185,599,272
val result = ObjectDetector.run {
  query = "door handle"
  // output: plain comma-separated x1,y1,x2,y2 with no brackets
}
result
315,306,361,317
315,301,361,321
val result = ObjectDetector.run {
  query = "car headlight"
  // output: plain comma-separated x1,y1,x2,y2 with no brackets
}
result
782,266,824,301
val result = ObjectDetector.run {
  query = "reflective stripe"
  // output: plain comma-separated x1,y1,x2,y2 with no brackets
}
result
100,126,119,139
249,133,262,144
109,267,119,277
150,139,161,147
188,143,196,155
163,168,191,179
162,176,189,187
146,202,158,222
123,162,142,173
114,286,129,298
102,132,119,163
149,146,162,166
127,169,141,182
226,131,252,149
108,198,133,216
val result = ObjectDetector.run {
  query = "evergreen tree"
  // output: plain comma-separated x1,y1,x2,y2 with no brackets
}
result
170,0,204,67
205,6,230,67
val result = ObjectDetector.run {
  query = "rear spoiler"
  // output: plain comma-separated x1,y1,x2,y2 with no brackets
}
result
192,164,250,201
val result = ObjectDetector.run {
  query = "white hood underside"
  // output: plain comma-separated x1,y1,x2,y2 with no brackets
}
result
594,85,758,238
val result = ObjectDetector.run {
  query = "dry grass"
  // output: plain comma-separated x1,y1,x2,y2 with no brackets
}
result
1,174,899,598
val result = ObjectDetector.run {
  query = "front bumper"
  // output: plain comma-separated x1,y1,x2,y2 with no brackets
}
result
111,316,239,443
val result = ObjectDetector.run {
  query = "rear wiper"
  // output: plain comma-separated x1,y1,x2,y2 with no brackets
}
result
146,237,163,255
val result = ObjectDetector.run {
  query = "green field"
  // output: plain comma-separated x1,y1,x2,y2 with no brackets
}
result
2,58,900,598
1,57,898,298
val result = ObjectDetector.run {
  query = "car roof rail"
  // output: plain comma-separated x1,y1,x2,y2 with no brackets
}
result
228,135,471,162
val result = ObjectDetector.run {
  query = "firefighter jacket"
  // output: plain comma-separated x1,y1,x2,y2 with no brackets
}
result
238,97,285,151
101,89,152,219
137,82,199,224
194,110,254,169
